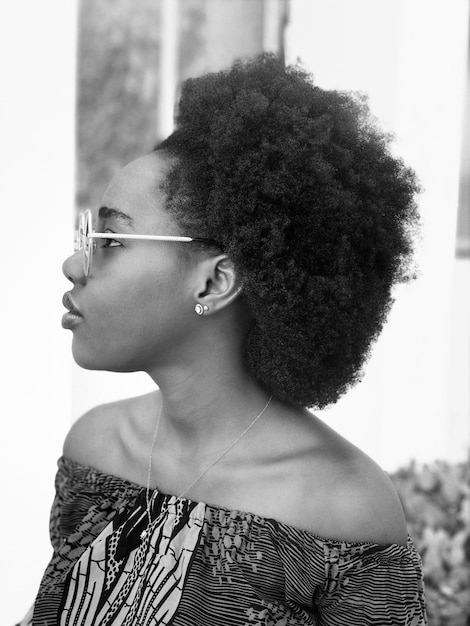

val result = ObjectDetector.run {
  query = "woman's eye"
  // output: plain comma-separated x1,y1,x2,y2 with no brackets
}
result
101,238,122,249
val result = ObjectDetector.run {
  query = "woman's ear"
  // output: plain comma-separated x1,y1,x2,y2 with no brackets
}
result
192,254,242,315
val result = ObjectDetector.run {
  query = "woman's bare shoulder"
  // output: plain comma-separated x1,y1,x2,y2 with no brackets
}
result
296,415,408,545
270,410,408,545
62,391,160,473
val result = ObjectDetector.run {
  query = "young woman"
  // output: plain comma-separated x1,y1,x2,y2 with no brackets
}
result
20,55,426,625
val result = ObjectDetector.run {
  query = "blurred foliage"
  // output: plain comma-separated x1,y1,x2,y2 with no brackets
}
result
76,0,267,208
391,460,470,625
77,0,161,208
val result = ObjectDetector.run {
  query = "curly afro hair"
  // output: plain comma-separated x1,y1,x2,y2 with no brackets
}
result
156,54,420,409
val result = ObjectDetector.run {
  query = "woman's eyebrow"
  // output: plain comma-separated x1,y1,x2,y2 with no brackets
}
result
98,206,135,229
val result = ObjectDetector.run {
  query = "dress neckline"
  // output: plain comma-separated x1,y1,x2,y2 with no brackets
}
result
59,454,414,551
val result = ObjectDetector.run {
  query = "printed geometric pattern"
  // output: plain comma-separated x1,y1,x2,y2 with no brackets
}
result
59,496,204,625
18,457,427,626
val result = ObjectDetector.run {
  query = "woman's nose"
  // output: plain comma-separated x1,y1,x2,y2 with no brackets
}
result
62,251,87,285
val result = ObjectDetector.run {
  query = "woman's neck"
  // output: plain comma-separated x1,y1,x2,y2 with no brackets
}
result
147,356,272,458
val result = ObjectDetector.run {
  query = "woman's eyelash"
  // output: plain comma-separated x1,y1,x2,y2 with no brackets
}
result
100,237,122,248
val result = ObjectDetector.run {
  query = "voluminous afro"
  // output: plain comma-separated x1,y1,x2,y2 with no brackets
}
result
156,54,420,409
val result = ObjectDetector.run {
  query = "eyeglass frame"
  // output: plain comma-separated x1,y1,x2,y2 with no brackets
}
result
74,209,222,277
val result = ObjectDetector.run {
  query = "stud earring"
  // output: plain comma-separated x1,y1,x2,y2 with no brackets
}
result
194,303,209,316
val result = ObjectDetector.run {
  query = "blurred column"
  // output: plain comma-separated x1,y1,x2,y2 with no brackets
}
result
457,5,470,258
263,0,289,59
158,0,290,139
449,2,470,459
158,0,179,140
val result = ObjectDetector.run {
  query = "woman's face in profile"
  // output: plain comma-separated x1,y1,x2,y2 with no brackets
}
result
62,153,198,373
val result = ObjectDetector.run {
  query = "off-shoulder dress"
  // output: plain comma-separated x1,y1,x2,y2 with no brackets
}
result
18,456,427,625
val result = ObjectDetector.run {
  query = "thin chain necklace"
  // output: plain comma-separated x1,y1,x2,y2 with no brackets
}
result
140,395,273,541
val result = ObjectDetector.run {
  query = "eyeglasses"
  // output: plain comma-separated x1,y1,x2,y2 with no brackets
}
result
74,210,220,277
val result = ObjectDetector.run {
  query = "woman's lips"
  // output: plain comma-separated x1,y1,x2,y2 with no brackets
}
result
62,292,83,329
62,291,82,316
62,311,82,329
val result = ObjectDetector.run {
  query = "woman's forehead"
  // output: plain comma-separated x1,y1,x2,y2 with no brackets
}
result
99,153,175,232
103,153,168,203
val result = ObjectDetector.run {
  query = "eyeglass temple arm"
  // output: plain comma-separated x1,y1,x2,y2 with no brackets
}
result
88,233,194,242
76,231,222,247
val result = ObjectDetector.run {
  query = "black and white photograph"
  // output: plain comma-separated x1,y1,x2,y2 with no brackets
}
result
1,1,469,624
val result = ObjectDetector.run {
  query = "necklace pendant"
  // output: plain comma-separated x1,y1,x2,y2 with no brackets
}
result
140,529,148,541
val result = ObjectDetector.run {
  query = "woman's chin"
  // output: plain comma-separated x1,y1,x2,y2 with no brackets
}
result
71,345,138,373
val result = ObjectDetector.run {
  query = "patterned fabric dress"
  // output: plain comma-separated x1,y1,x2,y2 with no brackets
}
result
18,456,427,626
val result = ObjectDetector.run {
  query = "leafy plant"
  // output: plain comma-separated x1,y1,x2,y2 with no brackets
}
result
391,460,470,625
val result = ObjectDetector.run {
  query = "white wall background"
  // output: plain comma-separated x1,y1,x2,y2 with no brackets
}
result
1,1,469,623
0,2,77,622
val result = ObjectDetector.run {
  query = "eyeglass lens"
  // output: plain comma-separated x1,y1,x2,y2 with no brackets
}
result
75,211,93,277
